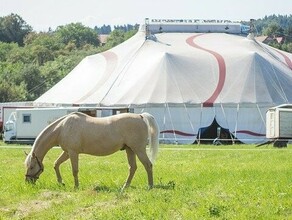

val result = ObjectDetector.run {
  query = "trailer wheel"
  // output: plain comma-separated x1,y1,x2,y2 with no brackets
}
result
273,140,288,148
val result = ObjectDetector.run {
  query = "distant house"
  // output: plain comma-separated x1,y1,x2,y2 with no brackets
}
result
256,35,285,44
275,37,285,44
98,34,109,46
255,35,269,42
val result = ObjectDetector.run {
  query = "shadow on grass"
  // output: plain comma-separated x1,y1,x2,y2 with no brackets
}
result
93,185,114,192
154,180,176,190
93,180,176,193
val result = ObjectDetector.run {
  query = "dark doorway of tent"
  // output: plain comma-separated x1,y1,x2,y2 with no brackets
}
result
194,118,242,145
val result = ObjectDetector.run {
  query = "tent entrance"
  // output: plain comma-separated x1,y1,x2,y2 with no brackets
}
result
194,118,241,145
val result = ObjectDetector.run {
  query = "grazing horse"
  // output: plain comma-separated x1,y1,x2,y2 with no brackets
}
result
25,112,159,189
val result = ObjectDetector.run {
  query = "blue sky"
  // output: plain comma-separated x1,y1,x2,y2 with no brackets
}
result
0,0,291,31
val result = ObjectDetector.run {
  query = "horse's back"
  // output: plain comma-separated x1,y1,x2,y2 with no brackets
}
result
102,113,149,146
57,112,148,155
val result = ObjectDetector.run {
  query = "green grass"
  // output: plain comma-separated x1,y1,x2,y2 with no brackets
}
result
1,142,292,219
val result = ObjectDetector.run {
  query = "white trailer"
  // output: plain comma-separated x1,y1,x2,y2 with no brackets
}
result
3,107,130,144
4,108,77,144
266,104,292,139
0,102,33,132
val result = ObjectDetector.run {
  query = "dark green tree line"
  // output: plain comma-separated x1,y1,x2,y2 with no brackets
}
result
0,13,32,46
0,14,137,102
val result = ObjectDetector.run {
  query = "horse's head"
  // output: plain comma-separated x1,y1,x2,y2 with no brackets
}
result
25,152,44,183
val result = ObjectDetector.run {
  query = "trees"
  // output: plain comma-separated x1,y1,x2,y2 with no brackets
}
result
256,15,292,52
0,17,109,102
262,22,282,37
105,29,127,48
105,29,137,48
0,62,27,102
55,23,100,48
94,24,111,34
0,80,27,102
0,13,32,46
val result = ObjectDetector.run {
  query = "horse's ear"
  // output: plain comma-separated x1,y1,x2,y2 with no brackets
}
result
24,151,28,156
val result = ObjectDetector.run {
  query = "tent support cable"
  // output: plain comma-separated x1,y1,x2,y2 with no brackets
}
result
100,41,148,104
220,103,235,144
271,63,289,102
256,104,266,142
183,103,196,138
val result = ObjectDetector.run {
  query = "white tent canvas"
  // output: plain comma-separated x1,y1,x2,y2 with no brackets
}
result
35,22,292,144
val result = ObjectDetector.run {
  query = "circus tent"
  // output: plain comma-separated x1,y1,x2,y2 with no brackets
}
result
35,19,292,144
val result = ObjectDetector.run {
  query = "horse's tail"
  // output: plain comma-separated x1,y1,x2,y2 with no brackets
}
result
141,112,159,164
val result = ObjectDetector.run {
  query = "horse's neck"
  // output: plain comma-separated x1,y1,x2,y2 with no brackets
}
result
32,134,55,161
32,118,62,161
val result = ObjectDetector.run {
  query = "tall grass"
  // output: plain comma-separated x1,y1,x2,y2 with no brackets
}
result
0,143,292,219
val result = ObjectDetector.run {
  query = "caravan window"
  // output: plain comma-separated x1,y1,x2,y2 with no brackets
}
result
23,114,31,123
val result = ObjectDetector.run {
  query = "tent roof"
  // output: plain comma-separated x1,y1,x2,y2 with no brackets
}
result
35,25,292,107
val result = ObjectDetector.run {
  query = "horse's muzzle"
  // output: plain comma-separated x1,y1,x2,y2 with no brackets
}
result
25,176,38,184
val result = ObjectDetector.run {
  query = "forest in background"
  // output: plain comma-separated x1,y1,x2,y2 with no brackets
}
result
0,14,291,102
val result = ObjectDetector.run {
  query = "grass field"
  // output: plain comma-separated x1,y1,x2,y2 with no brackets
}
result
1,142,292,219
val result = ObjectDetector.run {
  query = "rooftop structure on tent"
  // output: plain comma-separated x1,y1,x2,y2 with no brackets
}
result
144,18,250,35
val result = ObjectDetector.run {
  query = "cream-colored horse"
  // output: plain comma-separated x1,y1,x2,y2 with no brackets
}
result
25,112,159,189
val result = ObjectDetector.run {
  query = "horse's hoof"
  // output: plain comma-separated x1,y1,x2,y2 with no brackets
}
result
58,182,65,186
148,185,154,190
121,184,129,192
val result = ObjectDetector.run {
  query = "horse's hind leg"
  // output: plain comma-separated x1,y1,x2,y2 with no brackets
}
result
54,151,69,185
123,147,137,190
68,151,79,188
135,149,153,189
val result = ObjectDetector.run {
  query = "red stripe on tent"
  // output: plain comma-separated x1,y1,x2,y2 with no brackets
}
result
160,129,265,137
186,34,226,107
75,51,118,103
274,50,292,70
160,130,196,137
234,130,266,137
161,129,265,138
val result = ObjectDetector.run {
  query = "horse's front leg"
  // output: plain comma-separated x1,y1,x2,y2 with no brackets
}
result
68,151,79,188
54,151,69,185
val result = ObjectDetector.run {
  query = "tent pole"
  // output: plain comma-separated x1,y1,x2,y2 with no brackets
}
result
198,103,203,145
235,103,239,141
163,103,167,140
166,103,178,144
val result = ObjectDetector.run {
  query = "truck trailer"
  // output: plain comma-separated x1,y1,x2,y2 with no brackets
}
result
266,104,292,140
266,104,292,147
3,107,130,144
0,102,33,132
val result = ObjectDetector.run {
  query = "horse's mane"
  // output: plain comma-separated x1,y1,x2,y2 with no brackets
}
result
25,153,32,168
